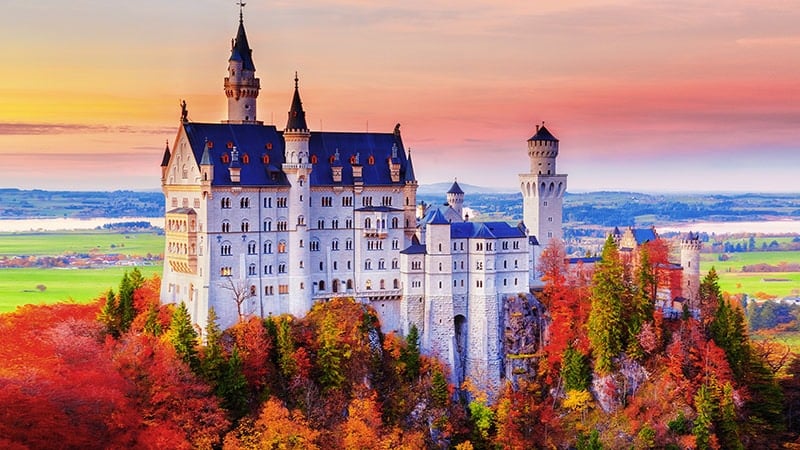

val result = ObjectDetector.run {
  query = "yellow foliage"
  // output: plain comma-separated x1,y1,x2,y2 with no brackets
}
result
562,389,593,412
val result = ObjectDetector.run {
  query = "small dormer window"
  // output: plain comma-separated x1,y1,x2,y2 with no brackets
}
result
266,142,273,150
310,155,318,164
262,154,270,164
350,155,357,164
227,141,234,149
207,141,214,148
368,155,375,165
329,155,335,164
221,153,230,164
242,153,250,164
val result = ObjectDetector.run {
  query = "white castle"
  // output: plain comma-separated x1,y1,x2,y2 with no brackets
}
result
160,12,566,389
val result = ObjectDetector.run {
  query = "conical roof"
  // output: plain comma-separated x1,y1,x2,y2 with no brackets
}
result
229,16,255,71
285,74,308,131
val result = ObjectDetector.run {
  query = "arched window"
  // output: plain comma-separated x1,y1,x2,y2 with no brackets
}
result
319,280,326,291
393,279,399,289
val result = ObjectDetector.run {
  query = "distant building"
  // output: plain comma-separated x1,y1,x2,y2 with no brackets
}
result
159,11,562,391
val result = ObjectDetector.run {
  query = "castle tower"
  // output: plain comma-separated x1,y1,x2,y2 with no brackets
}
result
422,209,455,373
403,147,418,242
283,74,313,316
223,9,261,124
519,123,567,281
680,232,702,308
446,179,465,221
160,140,171,183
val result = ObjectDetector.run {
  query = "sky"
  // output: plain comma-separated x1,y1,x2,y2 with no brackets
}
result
1,0,799,193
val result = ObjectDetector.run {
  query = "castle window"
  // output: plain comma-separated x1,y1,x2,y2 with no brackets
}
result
265,285,274,295
220,243,232,256
514,260,519,268
365,218,372,229
543,201,548,206
264,221,272,231
220,267,232,277
476,243,483,251
310,155,318,164
392,259,398,269
310,240,320,252
277,220,287,231
279,285,289,294
264,265,272,274
241,221,250,232
277,197,287,208
278,241,287,253
380,279,385,289
394,279,399,289
503,279,507,286
346,218,353,228
392,239,399,250
264,241,272,253
379,259,385,270
262,154,270,164
278,263,286,274
438,262,442,271
240,197,250,208
477,261,483,270
331,239,339,251
266,142,273,150
504,261,507,269
265,197,272,208
333,261,338,270
332,219,339,229
460,242,464,251
345,239,353,250
221,153,230,164
365,260,372,270
248,264,257,276
368,155,375,165
319,261,324,271
347,261,352,270
319,280,325,291
221,197,232,209
476,280,483,288
318,219,325,229
222,221,231,233
298,215,305,225
248,241,257,254
365,279,372,290
299,239,304,248
242,153,250,164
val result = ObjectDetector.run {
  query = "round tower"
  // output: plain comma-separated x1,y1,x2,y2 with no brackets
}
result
680,232,702,307
527,124,559,175
224,9,261,124
446,179,465,220
282,74,313,317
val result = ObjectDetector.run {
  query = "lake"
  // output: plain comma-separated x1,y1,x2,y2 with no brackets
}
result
659,220,800,235
0,217,164,232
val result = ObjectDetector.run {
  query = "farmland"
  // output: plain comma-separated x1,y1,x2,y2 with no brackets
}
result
0,230,164,312
701,250,800,299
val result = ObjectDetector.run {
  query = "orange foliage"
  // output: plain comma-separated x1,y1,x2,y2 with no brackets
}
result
225,316,273,393
223,397,319,449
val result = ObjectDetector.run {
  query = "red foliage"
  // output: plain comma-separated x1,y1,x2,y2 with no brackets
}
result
224,316,273,392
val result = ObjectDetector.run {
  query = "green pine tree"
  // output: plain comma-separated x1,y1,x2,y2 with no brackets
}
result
693,382,717,450
401,323,421,380
316,312,346,390
143,301,163,336
718,382,743,450
168,301,199,371
699,267,723,321
98,288,119,337
117,271,136,333
431,366,449,408
562,345,592,392
627,247,656,359
709,299,749,380
217,346,249,418
588,235,626,374
201,307,225,384
275,317,297,380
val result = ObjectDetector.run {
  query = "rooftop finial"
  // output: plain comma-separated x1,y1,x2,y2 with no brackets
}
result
237,1,246,22
294,71,299,89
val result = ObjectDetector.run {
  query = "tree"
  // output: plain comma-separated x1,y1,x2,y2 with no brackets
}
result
400,323,421,380
143,301,163,337
98,288,119,337
628,246,656,359
223,398,319,449
699,267,723,323
220,277,255,323
217,346,249,418
117,271,137,333
200,307,225,384
562,345,591,392
709,299,749,380
692,382,717,450
588,235,626,374
168,302,199,372
316,312,347,391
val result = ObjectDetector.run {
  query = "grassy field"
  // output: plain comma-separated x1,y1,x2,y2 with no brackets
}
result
0,265,162,313
0,231,164,257
700,250,800,298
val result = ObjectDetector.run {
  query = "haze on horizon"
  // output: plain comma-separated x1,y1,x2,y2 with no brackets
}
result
1,1,798,193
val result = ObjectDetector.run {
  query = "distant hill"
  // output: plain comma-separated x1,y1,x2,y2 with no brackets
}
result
416,182,517,196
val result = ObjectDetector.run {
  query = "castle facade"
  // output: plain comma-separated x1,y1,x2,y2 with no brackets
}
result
160,13,564,389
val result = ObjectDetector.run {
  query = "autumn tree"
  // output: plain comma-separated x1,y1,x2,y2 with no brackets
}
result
98,288,120,336
562,345,591,392
400,323,421,380
588,235,626,374
699,267,723,323
220,277,255,322
627,246,656,359
223,398,319,449
217,346,249,418
709,298,749,380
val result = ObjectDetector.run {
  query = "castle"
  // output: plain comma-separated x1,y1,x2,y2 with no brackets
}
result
159,11,695,390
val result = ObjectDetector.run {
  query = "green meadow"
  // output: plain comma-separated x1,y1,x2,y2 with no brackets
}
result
0,265,162,313
0,231,164,257
701,250,800,298
0,231,165,313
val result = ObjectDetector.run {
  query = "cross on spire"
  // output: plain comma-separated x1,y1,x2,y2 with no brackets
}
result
236,1,246,22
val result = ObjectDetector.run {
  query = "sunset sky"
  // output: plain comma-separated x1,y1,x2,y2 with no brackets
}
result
1,0,798,192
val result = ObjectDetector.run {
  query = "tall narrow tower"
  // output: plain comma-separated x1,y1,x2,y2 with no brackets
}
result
223,8,261,124
519,124,567,280
446,179,465,221
680,232,702,308
283,74,313,317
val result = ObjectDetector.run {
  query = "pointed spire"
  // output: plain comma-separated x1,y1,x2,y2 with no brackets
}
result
229,7,255,71
285,72,308,132
160,140,171,167
403,147,416,183
200,139,212,166
447,178,464,194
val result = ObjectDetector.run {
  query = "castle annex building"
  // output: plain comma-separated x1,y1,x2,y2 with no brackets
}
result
160,13,565,389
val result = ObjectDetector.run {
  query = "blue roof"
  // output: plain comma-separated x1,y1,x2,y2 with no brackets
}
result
450,222,526,240
182,122,414,187
160,142,171,167
632,228,657,245
286,75,308,131
427,209,449,225
230,19,255,71
528,124,558,142
447,180,464,194
400,235,426,254
356,206,403,213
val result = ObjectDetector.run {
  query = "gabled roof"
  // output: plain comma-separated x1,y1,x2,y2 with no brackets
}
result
166,207,196,215
631,228,657,245
528,124,558,142
181,122,412,187
447,180,464,195
230,17,255,71
450,221,527,240
427,208,449,225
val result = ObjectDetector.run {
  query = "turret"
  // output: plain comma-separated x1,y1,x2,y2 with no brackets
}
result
200,139,213,196
527,123,559,175
223,10,261,124
446,179,465,221
160,140,171,183
281,73,312,317
680,232,702,308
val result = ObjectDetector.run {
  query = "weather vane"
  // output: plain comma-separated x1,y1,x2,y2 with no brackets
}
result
236,1,246,20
